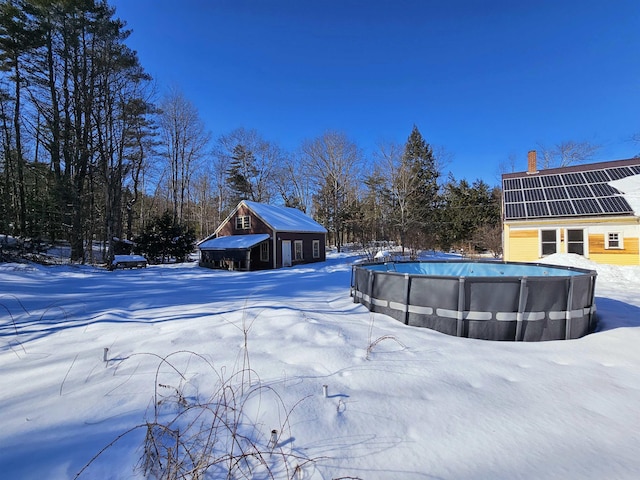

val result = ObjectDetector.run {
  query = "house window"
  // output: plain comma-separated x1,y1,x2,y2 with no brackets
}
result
294,240,303,261
567,229,584,255
235,215,250,230
606,232,623,249
260,242,269,261
540,229,557,256
312,240,320,259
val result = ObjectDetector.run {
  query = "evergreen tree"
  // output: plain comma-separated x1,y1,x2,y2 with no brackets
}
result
0,0,44,236
226,143,258,205
401,125,440,251
133,211,195,264
0,0,156,262
218,127,280,209
439,176,501,252
361,169,388,244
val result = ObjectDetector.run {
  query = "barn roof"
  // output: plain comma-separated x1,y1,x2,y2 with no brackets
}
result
239,201,327,233
502,158,640,221
199,233,270,250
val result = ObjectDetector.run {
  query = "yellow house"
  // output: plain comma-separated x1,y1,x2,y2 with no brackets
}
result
502,152,640,266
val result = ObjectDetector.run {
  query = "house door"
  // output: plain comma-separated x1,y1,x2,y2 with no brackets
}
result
282,240,292,267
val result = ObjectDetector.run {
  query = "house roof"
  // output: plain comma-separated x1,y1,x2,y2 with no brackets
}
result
502,158,640,221
217,200,327,234
243,201,327,233
199,233,270,251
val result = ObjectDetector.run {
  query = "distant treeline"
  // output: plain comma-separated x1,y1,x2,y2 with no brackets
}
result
0,0,500,263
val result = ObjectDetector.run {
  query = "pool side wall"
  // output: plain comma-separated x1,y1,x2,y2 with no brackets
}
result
351,261,598,341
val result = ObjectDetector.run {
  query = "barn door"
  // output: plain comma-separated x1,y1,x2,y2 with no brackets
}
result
282,240,292,267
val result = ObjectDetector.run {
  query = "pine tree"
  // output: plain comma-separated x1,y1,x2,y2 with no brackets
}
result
133,211,195,264
402,125,439,251
439,176,501,252
226,143,258,205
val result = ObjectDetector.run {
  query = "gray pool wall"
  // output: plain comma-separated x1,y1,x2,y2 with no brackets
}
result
351,260,597,341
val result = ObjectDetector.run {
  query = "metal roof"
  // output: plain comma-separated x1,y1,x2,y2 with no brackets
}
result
198,233,270,250
241,201,327,233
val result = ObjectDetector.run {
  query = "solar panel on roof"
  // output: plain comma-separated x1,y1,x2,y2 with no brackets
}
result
523,189,545,201
590,183,618,197
599,196,633,214
545,186,567,200
607,167,633,180
502,163,640,221
522,176,542,189
541,175,563,187
505,203,525,219
548,200,574,216
504,190,523,203
573,198,602,215
562,172,585,185
566,185,592,199
503,178,522,190
583,170,610,183
526,202,549,217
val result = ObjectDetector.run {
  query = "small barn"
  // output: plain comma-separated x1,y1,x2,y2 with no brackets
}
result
502,152,640,266
198,200,327,270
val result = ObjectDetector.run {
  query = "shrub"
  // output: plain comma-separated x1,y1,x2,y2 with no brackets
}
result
134,212,195,264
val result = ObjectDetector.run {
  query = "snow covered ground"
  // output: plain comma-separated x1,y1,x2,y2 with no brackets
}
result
1,252,639,479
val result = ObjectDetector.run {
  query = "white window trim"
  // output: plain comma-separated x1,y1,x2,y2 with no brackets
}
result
236,215,251,230
312,239,320,259
260,242,269,261
605,232,623,250
294,240,303,261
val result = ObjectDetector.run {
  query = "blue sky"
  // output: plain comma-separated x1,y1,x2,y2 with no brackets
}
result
110,0,640,185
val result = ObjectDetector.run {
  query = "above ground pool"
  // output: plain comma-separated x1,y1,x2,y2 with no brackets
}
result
351,260,597,341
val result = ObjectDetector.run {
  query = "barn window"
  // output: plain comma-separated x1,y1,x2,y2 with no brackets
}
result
567,229,584,255
312,240,320,258
260,242,269,261
235,215,250,230
606,232,623,249
294,240,303,261
540,229,557,256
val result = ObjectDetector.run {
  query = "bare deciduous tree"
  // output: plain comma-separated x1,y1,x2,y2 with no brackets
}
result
272,153,313,212
536,140,601,169
374,141,415,254
158,88,210,225
631,132,640,157
301,131,361,252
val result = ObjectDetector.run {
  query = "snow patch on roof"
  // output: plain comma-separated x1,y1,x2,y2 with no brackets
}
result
199,233,270,250
609,175,640,215
243,201,327,233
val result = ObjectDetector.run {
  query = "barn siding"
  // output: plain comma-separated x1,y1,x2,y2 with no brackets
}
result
217,205,273,237
275,232,326,268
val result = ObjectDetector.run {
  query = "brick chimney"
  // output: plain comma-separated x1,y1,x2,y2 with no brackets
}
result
527,150,538,174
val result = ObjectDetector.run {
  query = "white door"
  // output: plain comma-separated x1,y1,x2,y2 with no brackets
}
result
282,240,292,267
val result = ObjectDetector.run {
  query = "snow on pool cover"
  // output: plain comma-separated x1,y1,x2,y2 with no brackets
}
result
351,260,597,341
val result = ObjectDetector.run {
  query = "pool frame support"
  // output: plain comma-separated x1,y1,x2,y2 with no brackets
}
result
351,260,597,342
